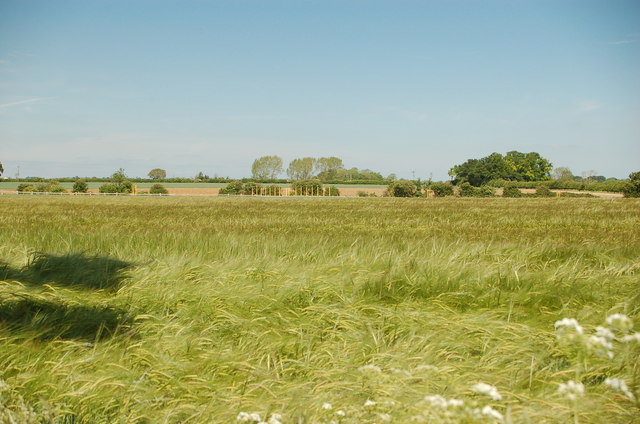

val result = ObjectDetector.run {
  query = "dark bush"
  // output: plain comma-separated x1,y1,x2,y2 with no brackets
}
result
622,171,640,198
430,182,454,197
291,179,323,196
502,186,522,197
536,185,554,197
17,184,36,192
72,179,89,193
149,184,168,195
219,180,244,195
387,179,417,197
324,186,340,196
99,183,119,193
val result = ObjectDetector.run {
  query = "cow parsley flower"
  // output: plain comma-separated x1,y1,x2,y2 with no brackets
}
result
554,318,584,341
605,378,635,400
595,326,615,341
622,333,640,343
335,410,346,417
378,413,392,422
358,364,382,373
268,413,283,424
321,403,333,410
605,314,633,332
471,383,502,401
364,399,376,407
586,335,614,358
481,405,504,421
558,380,584,400
236,412,262,423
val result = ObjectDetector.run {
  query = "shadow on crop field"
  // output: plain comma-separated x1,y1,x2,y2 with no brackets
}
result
23,252,133,290
0,294,129,340
0,252,134,340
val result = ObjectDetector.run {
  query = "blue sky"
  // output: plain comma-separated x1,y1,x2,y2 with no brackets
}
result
1,0,638,180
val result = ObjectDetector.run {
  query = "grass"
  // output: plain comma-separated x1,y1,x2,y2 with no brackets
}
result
0,196,639,423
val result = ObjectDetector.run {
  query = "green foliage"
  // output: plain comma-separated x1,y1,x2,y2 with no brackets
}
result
16,183,36,192
287,157,317,180
0,161,3,176
323,185,340,196
459,182,495,197
147,168,167,180
502,186,523,197
622,172,640,198
536,185,554,197
386,179,417,197
195,171,210,182
450,151,553,186
219,180,244,194
99,169,133,193
315,157,344,181
18,181,67,193
291,179,323,195
72,179,89,193
251,156,283,179
430,182,454,197
98,183,119,193
148,184,168,195
551,166,574,182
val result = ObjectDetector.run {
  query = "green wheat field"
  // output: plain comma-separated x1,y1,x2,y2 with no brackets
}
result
1,196,639,423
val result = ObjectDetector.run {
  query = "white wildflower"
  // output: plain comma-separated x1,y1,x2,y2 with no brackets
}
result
364,399,376,407
237,412,261,423
595,326,615,341
322,402,333,410
605,314,633,332
554,318,584,339
423,395,448,408
358,364,382,373
268,413,283,424
378,412,392,422
335,410,346,417
586,335,614,359
446,398,464,407
481,405,504,421
605,378,635,400
558,380,585,400
0,379,9,392
472,383,502,401
622,333,640,343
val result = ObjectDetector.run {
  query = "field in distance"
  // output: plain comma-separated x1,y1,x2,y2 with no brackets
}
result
0,197,639,423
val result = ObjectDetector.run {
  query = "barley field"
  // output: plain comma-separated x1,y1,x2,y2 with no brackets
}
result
0,196,639,423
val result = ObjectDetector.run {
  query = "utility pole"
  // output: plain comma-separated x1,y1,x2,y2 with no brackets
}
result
15,165,20,180
412,170,416,180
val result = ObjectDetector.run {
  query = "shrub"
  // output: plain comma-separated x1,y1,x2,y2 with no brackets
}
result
622,171,640,198
459,182,476,197
357,191,368,197
72,179,89,193
17,184,36,192
502,186,522,197
387,179,417,197
149,184,168,195
536,185,554,197
219,180,244,195
430,182,454,197
242,182,263,195
99,183,119,193
324,186,340,196
32,181,66,193
291,179,323,196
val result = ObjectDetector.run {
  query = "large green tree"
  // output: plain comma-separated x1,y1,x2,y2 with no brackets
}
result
552,166,574,182
622,171,640,198
0,161,3,177
287,157,316,180
147,168,167,179
251,156,283,179
315,157,344,181
449,151,552,186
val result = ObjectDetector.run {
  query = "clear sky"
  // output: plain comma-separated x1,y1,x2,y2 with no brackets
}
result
1,0,638,180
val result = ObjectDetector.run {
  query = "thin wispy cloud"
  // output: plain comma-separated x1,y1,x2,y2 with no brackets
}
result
0,97,48,109
607,39,637,45
576,100,603,112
